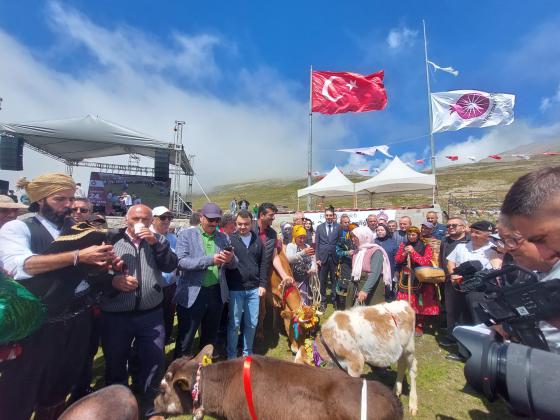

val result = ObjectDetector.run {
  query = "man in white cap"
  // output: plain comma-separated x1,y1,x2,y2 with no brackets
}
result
150,206,178,343
0,194,27,228
0,173,117,420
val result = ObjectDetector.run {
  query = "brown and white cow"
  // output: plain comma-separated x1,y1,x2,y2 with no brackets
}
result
152,344,403,420
296,300,418,416
59,385,138,420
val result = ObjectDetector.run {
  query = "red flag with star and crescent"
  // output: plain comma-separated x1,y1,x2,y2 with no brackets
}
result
311,70,388,114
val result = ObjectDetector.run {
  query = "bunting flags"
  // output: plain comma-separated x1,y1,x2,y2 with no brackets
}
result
427,60,459,77
416,159,425,164
543,152,560,156
488,154,502,160
446,155,459,161
311,70,388,114
431,90,515,133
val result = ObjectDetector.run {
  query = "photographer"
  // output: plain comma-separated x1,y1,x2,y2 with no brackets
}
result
501,166,560,353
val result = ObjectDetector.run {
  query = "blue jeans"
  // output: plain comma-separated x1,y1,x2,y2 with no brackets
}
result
227,288,260,359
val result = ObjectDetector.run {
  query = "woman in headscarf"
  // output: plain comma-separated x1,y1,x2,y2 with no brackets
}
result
347,226,392,308
374,224,398,276
280,222,293,248
395,226,440,336
285,225,317,305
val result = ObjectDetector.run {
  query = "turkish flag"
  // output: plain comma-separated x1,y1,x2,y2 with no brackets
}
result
446,155,459,161
488,154,502,160
416,159,425,164
312,70,388,114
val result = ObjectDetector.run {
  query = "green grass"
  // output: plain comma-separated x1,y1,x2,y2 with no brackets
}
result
90,306,515,420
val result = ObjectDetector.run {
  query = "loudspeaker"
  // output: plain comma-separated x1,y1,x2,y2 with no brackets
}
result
154,149,170,182
0,179,9,195
0,135,24,171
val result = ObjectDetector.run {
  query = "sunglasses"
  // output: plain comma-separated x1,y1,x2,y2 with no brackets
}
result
157,215,173,221
446,223,464,228
205,217,220,223
491,236,524,250
72,208,90,214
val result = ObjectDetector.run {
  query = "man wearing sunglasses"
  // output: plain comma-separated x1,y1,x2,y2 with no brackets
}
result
71,198,92,223
175,202,238,359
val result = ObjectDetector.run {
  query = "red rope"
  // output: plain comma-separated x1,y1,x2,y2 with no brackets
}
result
282,284,297,307
243,356,258,420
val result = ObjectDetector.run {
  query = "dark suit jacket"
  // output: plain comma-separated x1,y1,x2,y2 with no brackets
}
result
315,222,341,263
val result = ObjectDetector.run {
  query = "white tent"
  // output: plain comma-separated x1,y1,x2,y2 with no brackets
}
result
0,115,193,174
355,156,436,197
297,166,355,198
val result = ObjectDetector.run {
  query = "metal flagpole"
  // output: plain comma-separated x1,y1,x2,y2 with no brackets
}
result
423,20,437,206
307,65,313,211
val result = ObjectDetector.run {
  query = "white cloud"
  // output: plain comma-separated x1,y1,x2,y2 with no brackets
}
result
0,1,348,193
386,26,418,50
540,83,560,112
436,121,560,165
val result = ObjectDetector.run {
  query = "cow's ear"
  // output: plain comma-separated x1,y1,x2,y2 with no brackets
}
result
175,377,190,392
192,344,214,364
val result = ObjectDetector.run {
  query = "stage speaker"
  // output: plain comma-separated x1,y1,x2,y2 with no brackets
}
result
154,149,170,182
0,179,9,195
0,135,24,171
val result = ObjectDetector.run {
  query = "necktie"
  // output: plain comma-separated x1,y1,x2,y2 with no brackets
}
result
327,224,332,236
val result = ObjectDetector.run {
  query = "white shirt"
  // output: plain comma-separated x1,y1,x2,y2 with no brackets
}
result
447,242,498,269
0,215,61,280
539,260,560,354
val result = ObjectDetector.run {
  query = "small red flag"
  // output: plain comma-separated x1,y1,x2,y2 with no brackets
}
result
446,155,459,161
543,152,560,156
312,70,388,114
489,154,502,160
416,159,425,164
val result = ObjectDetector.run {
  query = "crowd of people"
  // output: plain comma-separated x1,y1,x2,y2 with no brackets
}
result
1,166,559,419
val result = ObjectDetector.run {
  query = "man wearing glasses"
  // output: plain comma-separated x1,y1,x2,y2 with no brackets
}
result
438,217,470,349
71,198,92,223
175,203,238,359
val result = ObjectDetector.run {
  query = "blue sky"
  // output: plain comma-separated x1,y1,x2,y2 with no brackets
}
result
1,1,560,189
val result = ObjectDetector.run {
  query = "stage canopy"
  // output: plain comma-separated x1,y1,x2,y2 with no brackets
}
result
355,156,436,195
0,115,193,175
297,166,355,198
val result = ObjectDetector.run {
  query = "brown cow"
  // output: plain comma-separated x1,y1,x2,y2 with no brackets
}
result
152,344,403,419
59,385,138,420
295,301,418,416
257,250,317,353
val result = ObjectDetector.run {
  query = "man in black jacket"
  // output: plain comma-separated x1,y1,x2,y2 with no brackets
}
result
225,210,267,358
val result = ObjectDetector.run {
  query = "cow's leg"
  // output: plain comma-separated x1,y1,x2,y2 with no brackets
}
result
394,353,406,397
407,352,418,416
285,317,299,354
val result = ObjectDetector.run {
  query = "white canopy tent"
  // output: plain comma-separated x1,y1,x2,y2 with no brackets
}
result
0,115,193,175
355,156,436,203
297,166,355,198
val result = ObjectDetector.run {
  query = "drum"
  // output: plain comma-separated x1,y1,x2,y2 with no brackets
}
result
414,266,446,284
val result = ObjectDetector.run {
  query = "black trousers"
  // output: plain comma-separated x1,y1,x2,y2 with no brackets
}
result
319,257,338,305
0,310,92,420
444,281,470,338
174,284,223,359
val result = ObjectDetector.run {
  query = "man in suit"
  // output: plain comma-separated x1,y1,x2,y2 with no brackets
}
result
315,207,341,313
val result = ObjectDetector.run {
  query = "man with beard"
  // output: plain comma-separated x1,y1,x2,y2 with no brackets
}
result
500,167,560,353
0,173,116,420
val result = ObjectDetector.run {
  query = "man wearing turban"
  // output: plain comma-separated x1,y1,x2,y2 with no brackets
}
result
0,173,117,420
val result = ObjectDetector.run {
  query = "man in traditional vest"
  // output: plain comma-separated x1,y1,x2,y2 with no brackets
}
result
0,173,116,420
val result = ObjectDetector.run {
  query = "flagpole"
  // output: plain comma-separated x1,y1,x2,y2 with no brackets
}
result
423,20,437,206
307,65,313,211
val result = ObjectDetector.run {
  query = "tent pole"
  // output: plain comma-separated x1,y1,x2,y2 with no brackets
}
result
307,65,313,211
423,20,438,205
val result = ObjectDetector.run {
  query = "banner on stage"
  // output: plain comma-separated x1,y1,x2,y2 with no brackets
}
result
431,90,515,133
303,209,397,228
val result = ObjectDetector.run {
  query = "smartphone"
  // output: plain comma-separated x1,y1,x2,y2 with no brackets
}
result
223,245,234,252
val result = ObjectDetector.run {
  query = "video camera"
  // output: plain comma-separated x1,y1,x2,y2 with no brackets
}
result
453,262,560,350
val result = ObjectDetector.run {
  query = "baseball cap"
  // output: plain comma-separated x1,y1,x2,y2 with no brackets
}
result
470,220,494,232
153,206,172,217
421,221,435,229
201,202,222,218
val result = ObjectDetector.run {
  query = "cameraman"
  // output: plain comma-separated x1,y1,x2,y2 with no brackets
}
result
501,166,560,353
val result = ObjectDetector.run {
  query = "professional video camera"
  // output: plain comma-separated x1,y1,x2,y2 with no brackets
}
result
454,327,560,419
453,262,560,350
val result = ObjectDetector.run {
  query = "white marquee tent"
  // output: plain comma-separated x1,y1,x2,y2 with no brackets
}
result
297,166,355,198
355,156,436,202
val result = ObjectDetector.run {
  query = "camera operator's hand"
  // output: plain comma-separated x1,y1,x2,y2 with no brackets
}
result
450,274,463,284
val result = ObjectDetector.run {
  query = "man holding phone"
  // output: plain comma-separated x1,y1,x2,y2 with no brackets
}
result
175,203,238,359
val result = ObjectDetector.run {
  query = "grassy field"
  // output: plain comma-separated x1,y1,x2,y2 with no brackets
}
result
90,305,516,420
190,155,560,214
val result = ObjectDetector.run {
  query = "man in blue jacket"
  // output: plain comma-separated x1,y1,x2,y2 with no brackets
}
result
225,210,267,358
174,203,238,359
